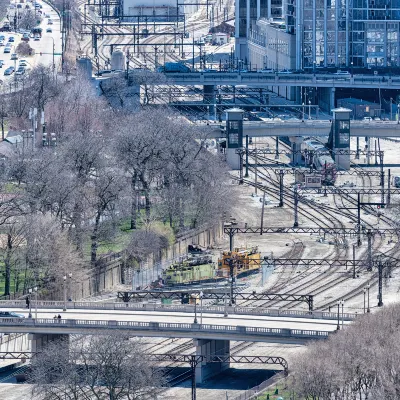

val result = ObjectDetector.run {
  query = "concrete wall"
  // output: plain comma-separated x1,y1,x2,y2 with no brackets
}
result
64,222,223,300
194,338,230,383
248,20,296,71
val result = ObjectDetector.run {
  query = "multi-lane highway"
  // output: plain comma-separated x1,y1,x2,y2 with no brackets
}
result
1,0,62,87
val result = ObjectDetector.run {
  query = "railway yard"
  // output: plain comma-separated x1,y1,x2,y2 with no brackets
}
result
1,0,400,398
41,136,397,400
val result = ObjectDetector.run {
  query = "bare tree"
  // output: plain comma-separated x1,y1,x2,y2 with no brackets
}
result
288,303,400,399
18,10,42,30
30,332,164,400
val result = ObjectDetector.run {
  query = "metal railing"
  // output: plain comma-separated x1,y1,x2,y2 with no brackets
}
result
0,300,358,321
166,72,400,88
0,318,330,339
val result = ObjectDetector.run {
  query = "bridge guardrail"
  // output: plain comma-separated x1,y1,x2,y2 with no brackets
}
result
166,72,400,88
0,300,358,321
0,318,330,339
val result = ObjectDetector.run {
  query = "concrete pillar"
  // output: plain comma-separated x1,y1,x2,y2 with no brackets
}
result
194,339,230,383
330,88,336,110
289,136,304,166
331,107,352,170
29,333,69,354
225,108,244,170
203,85,216,116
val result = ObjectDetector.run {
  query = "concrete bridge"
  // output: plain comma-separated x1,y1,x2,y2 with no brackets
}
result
0,305,342,383
205,120,400,139
0,300,358,321
165,71,400,90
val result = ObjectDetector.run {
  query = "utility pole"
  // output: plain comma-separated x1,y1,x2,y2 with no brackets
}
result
245,135,249,178
378,261,384,307
228,258,235,306
387,168,391,206
279,170,284,207
260,191,265,235
367,230,373,272
293,185,299,227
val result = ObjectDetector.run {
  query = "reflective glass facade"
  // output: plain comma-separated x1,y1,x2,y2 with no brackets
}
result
298,0,400,67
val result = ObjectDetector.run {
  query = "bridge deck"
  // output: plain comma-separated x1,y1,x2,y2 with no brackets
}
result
0,308,341,343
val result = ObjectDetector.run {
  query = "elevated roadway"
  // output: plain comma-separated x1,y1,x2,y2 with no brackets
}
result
165,71,400,89
0,300,358,321
205,120,400,138
0,307,342,344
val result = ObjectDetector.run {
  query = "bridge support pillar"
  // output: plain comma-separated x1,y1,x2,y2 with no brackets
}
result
331,107,351,170
289,136,303,166
194,339,230,383
29,333,69,354
317,87,336,112
225,108,244,170
203,85,216,118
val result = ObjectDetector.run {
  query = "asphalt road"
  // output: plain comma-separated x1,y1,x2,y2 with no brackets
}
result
1,0,62,85
9,307,347,332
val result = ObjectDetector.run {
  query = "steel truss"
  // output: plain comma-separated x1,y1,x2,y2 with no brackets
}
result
298,187,399,195
223,226,399,236
0,351,288,371
150,353,288,370
0,351,287,400
271,168,383,177
117,291,313,309
241,148,383,157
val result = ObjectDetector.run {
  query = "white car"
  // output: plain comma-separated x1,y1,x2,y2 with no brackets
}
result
334,70,350,75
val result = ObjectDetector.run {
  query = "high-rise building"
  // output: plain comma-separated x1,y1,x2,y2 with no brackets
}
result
240,0,400,69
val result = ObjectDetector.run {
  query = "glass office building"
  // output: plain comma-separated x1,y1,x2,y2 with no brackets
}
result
240,0,400,68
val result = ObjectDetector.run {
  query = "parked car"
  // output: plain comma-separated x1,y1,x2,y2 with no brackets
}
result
46,27,52,33
16,66,25,75
4,47,11,53
0,60,4,67
19,59,27,66
47,19,53,25
34,34,40,41
4,66,14,75
22,33,30,41
8,36,14,42
11,53,18,60
0,311,24,318
334,70,351,75
0,40,4,46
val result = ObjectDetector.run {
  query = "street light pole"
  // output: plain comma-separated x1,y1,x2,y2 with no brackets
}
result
302,102,305,122
200,291,203,324
363,288,366,314
34,287,38,320
194,297,198,324
308,100,311,120
68,272,72,301
28,288,32,318
49,36,55,71
63,275,67,311
341,299,344,329
367,284,370,313
336,301,340,330
390,97,393,121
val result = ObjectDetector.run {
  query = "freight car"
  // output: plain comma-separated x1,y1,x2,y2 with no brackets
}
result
161,255,220,286
217,247,261,278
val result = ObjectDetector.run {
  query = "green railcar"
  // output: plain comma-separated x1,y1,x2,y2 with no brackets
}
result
162,261,217,286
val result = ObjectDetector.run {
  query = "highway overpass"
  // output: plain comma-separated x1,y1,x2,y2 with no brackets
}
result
0,307,341,344
0,300,358,321
165,72,400,89
0,317,330,344
205,120,400,138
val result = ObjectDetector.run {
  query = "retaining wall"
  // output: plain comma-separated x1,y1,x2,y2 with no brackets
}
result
67,222,224,300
